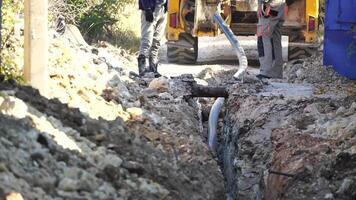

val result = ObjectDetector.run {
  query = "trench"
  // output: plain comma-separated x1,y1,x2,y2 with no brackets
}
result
205,13,249,200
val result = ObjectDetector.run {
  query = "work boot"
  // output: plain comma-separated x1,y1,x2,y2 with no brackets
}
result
137,55,147,77
149,57,162,78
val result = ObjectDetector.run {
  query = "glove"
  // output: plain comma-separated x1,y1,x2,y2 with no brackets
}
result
145,9,154,23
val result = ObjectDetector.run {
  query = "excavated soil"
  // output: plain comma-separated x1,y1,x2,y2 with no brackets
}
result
0,26,226,200
218,56,356,200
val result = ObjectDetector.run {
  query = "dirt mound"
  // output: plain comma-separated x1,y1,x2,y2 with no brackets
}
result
220,56,356,200
0,26,225,199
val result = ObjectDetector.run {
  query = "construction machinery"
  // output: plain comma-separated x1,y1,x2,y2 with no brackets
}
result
166,0,319,63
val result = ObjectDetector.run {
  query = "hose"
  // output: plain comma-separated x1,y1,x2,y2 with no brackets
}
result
208,13,248,151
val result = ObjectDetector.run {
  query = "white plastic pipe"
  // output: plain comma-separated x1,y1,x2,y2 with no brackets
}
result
208,13,248,151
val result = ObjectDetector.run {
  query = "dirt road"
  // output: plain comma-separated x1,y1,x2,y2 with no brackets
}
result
158,35,289,77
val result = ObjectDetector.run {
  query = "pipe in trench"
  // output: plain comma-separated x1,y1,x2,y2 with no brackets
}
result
208,13,248,151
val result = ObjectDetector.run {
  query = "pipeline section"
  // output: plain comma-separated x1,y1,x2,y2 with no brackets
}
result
208,13,248,151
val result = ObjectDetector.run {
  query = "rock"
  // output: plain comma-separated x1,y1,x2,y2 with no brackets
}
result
58,178,78,191
0,96,28,119
296,68,304,79
111,78,132,100
336,178,353,195
6,192,24,200
126,107,144,120
122,161,145,175
350,102,356,112
30,150,46,161
336,106,346,116
0,162,7,172
148,77,169,93
194,78,209,86
94,133,106,142
303,103,320,115
324,193,334,199
159,92,174,100
241,73,261,84
142,88,158,98
66,24,89,46
94,182,118,199
78,171,100,192
99,154,123,169
102,164,121,182
93,57,106,65
138,178,169,196
63,167,81,179
146,112,162,126
344,120,356,136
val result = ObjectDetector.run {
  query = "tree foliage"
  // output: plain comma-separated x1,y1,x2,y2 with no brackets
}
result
61,0,136,42
0,0,24,82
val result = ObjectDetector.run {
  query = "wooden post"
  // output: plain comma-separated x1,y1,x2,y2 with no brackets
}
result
24,0,48,96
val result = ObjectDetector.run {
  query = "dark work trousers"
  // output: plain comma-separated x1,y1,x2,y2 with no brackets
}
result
139,4,166,65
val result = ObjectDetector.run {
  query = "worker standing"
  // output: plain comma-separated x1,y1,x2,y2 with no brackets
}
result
256,0,286,79
138,0,167,77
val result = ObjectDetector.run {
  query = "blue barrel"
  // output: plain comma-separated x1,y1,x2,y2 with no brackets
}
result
324,0,356,79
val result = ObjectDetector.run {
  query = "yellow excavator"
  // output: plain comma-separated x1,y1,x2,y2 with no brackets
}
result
166,0,319,64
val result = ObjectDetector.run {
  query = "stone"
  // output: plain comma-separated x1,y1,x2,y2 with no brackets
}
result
148,77,169,93
158,92,174,100
146,112,162,126
94,133,106,142
0,96,28,119
102,164,121,182
336,106,346,116
194,78,209,86
66,24,89,46
0,162,7,172
99,154,123,169
303,103,320,115
112,80,132,100
138,178,169,196
324,193,334,199
94,183,118,199
6,192,24,200
30,150,46,161
58,178,78,191
126,107,144,120
78,171,100,192
122,161,145,175
344,120,356,136
142,88,158,98
336,178,353,195
350,102,356,112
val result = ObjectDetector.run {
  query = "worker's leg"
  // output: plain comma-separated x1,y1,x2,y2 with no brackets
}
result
258,34,274,78
138,11,155,76
257,4,285,78
149,5,166,71
270,21,283,78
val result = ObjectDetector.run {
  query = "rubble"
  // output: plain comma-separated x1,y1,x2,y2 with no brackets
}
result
0,26,225,199
219,56,356,200
1,22,355,200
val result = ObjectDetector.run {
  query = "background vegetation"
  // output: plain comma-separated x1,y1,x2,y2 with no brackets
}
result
0,0,24,82
0,0,140,81
1,0,327,81
50,0,140,51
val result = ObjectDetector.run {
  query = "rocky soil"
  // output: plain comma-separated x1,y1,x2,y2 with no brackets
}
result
218,56,356,200
0,26,226,200
1,23,355,200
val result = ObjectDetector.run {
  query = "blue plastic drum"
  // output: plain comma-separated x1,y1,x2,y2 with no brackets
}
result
324,0,356,79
